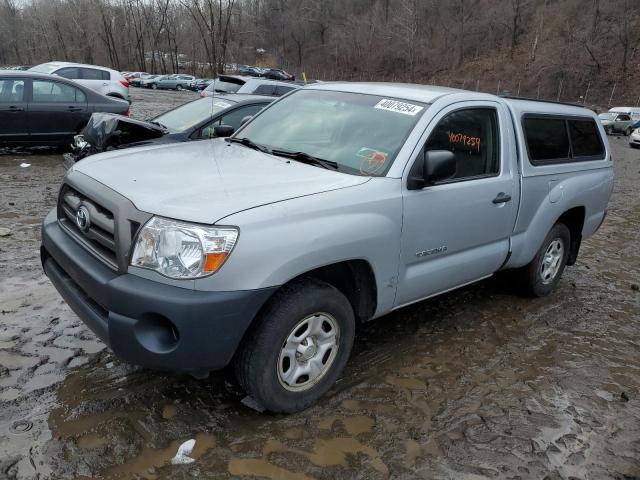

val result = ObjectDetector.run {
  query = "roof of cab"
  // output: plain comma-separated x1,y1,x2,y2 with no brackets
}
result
306,82,596,117
308,82,463,104
501,96,591,118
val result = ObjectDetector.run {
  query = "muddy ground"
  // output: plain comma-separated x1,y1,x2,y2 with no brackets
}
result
0,88,639,480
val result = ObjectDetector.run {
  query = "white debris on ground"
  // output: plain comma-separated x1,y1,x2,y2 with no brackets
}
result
170,439,196,465
0,227,11,236
19,163,31,168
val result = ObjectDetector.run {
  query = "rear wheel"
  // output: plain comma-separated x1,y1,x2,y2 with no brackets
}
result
235,278,355,413
517,223,571,297
151,83,157,90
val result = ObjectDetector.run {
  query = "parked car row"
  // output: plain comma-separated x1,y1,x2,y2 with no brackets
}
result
0,60,300,149
235,64,295,81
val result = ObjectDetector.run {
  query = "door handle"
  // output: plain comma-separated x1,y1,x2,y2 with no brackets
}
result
67,106,82,112
492,192,512,204
8,106,24,112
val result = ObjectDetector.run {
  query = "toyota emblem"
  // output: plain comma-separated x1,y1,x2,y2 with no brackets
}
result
75,205,91,232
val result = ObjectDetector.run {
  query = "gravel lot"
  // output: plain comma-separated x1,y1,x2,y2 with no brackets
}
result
0,88,639,480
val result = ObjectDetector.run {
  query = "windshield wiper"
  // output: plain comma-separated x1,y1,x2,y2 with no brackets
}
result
270,149,339,171
226,136,271,154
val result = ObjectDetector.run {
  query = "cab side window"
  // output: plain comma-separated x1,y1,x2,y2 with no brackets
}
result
617,114,631,121
424,108,499,181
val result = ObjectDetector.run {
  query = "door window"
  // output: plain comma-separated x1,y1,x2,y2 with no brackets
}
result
0,79,25,102
32,80,85,103
423,108,500,181
195,104,265,139
55,67,80,79
617,114,631,121
81,68,109,80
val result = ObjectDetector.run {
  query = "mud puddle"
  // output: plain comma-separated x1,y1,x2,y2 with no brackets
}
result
1,100,639,479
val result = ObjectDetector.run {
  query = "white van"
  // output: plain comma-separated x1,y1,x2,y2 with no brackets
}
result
609,107,640,122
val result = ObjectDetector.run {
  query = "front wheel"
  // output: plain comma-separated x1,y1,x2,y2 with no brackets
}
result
605,126,613,135
151,83,157,90
176,84,183,91
626,126,633,136
235,278,355,413
518,223,571,297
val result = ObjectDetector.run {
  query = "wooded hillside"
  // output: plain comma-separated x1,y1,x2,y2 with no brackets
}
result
1,0,638,107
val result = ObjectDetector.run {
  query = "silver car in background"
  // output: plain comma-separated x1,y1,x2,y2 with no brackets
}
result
598,112,635,135
29,61,129,100
150,74,195,91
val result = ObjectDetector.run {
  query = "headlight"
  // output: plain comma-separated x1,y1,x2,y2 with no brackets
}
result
131,217,238,279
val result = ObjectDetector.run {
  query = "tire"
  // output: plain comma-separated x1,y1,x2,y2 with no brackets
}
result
176,84,183,91
605,126,613,135
518,223,571,297
151,83,157,90
626,126,633,136
235,278,355,413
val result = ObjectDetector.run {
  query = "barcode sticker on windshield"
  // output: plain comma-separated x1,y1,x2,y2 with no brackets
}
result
374,99,423,116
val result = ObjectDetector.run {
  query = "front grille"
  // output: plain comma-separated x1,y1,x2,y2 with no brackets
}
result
58,185,118,269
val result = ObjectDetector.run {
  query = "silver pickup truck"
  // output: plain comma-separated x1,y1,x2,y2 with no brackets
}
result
41,83,613,412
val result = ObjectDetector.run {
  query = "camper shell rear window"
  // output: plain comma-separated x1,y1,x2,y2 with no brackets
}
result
522,114,605,165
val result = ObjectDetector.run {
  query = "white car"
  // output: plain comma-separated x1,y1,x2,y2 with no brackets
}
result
629,128,640,149
29,62,129,100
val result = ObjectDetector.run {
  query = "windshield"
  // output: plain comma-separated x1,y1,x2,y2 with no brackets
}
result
152,97,236,133
598,113,614,120
205,78,243,94
236,89,427,176
29,63,59,74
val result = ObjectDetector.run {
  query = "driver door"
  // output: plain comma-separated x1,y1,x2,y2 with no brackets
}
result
395,101,519,307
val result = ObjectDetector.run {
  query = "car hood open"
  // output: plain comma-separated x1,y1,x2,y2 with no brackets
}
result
72,139,370,224
82,113,168,151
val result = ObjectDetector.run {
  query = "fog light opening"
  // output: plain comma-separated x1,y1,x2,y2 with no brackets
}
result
134,313,180,354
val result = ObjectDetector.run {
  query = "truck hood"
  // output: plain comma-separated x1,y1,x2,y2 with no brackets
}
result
72,139,370,224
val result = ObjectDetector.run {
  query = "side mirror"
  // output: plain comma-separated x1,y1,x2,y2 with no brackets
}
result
213,124,234,137
407,150,456,190
240,115,253,126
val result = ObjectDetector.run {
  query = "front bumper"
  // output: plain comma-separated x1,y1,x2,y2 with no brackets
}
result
41,209,276,372
629,134,640,146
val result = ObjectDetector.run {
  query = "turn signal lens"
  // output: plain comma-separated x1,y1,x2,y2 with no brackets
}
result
203,252,229,272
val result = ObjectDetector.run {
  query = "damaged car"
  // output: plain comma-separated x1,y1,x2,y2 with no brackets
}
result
65,94,273,162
